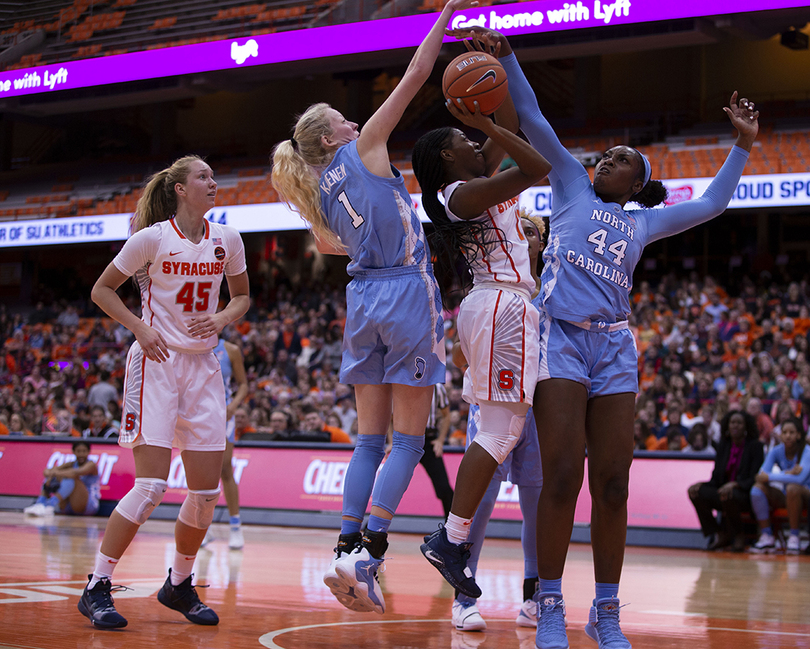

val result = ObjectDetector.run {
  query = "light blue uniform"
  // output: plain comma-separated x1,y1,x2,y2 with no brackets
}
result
214,339,236,443
61,462,101,516
759,444,810,489
319,140,445,386
503,53,750,396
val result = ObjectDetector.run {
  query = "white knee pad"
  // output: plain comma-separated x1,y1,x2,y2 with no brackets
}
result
115,477,168,525
178,488,220,529
473,414,525,464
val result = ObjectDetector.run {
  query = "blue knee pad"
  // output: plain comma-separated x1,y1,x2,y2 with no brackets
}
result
57,478,76,500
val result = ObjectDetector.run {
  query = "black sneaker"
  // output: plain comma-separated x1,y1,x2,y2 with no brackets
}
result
157,569,219,625
420,524,481,598
77,574,128,629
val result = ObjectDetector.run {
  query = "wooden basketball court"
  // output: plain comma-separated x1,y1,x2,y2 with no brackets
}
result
1,511,809,648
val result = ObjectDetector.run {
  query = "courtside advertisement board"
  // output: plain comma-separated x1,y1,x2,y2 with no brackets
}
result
0,439,710,529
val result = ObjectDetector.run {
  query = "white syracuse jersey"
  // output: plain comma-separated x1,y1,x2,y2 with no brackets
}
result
442,180,534,295
113,218,246,351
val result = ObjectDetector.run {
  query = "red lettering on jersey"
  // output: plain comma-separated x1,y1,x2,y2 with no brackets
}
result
172,261,181,274
162,261,171,274
190,262,198,275
181,262,190,275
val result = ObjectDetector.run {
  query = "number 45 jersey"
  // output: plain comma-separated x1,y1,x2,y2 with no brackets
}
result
319,140,430,275
113,219,246,352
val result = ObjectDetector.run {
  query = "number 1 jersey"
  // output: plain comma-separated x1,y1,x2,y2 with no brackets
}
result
113,219,246,352
319,140,430,275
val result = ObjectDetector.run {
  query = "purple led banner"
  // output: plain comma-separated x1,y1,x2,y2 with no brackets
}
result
0,0,804,100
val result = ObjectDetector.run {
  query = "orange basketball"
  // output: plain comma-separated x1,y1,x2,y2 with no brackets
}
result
442,52,508,116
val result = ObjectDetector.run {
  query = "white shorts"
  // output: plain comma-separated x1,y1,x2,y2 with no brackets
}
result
120,342,227,451
458,287,539,405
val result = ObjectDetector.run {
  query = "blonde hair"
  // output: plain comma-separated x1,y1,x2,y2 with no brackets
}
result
132,155,204,233
518,208,546,240
271,103,343,249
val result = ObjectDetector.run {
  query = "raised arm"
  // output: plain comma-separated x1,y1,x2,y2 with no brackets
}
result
645,92,758,243
445,98,551,220
450,27,588,195
357,0,478,175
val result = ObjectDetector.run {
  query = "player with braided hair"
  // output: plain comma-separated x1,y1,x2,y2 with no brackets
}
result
413,74,550,600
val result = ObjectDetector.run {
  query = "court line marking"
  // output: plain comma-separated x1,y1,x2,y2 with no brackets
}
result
0,578,163,588
259,618,810,648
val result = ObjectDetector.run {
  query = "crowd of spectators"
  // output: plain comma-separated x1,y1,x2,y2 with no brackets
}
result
3,271,810,455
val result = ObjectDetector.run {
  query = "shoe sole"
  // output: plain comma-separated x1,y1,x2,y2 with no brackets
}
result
157,588,219,625
515,612,537,628
77,597,128,629
420,542,481,599
454,616,486,631
323,564,383,614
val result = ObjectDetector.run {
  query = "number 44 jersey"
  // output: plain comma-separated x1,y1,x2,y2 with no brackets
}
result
113,218,246,352
319,140,430,275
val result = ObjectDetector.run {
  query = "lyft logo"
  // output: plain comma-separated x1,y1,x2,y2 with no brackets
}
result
231,39,258,65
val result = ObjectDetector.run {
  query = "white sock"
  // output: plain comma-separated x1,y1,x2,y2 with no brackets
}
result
445,513,473,545
171,550,196,586
89,551,119,588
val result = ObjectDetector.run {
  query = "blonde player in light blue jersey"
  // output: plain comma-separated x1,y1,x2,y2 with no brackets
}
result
452,27,759,649
271,0,479,616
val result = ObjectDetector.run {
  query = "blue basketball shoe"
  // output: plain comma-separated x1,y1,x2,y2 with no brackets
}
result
420,525,481,598
535,592,568,649
584,597,631,649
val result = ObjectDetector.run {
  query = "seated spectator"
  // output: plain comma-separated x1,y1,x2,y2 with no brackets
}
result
42,408,80,436
651,425,687,451
82,405,118,439
232,407,258,441
23,440,100,517
745,396,774,446
87,370,118,412
0,413,8,436
684,423,716,456
301,406,351,443
748,418,810,554
268,409,295,436
687,410,763,552
634,419,654,450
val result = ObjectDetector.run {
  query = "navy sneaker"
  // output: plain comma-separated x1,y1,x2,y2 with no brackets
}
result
77,574,128,629
420,525,481,599
157,569,219,625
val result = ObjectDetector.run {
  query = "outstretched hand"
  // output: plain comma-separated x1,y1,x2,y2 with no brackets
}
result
445,26,512,57
723,91,759,151
444,0,480,13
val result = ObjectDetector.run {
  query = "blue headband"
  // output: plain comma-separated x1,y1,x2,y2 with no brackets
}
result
638,150,652,189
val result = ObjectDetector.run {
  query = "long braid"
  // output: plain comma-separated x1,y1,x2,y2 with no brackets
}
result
412,128,492,307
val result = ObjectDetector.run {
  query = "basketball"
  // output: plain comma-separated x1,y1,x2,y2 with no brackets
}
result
442,52,508,116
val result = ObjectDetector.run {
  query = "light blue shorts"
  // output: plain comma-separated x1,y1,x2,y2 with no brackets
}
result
341,265,446,386
466,404,543,487
537,310,638,397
